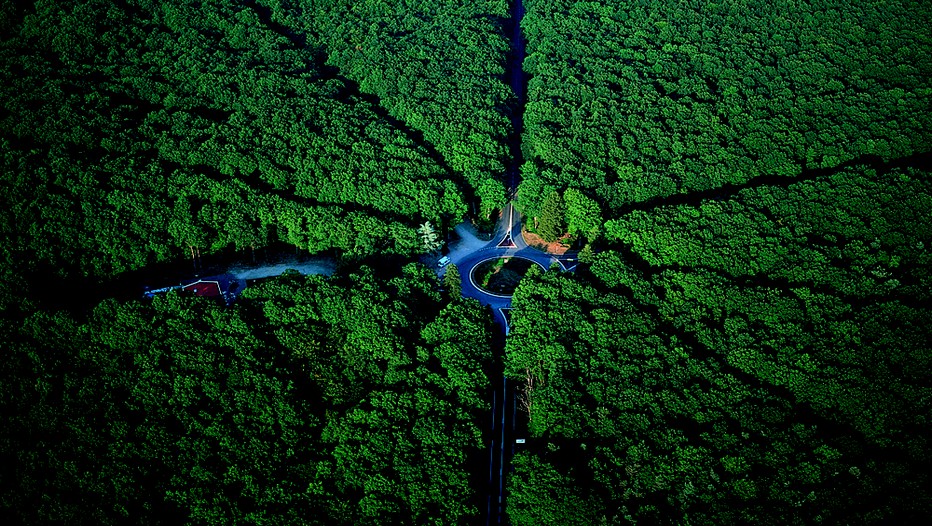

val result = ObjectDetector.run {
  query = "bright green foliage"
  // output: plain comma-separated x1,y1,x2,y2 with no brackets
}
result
421,298,495,411
563,188,601,241
291,0,514,202
3,0,932,524
418,221,443,253
442,263,462,299
519,0,932,212
0,266,493,524
536,190,566,242
0,0,495,279
506,453,599,526
477,178,508,220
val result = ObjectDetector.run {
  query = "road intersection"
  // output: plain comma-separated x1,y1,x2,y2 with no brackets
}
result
441,203,582,525
439,203,573,331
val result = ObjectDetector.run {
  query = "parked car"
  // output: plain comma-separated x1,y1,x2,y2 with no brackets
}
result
437,256,452,268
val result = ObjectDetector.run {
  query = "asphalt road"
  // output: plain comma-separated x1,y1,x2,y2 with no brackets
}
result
440,203,571,332
437,203,576,525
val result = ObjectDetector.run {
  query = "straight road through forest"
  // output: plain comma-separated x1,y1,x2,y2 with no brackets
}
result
440,201,575,525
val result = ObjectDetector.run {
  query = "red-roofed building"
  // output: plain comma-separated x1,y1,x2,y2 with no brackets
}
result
182,280,222,298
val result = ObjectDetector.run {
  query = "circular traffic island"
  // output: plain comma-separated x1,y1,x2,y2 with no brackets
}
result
471,257,535,296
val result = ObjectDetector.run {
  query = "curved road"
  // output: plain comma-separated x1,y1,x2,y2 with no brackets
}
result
440,203,573,332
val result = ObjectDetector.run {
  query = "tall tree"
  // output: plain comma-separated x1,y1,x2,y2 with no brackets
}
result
477,178,507,220
563,188,601,241
418,221,443,253
536,190,566,242
442,263,462,298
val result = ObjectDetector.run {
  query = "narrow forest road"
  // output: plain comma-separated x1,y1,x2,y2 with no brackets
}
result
228,257,336,280
437,3,557,519
467,0,531,521
451,222,580,526
442,200,578,525
440,205,531,526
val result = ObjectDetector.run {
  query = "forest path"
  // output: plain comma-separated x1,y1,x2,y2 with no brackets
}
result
228,257,336,280
476,0,530,521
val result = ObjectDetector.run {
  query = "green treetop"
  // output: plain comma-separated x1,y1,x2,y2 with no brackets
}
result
537,190,566,242
443,263,462,299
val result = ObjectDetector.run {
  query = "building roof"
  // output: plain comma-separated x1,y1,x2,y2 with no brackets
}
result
182,280,222,297
145,274,247,304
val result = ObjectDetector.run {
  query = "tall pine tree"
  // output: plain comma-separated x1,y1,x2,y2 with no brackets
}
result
443,263,462,298
537,191,566,242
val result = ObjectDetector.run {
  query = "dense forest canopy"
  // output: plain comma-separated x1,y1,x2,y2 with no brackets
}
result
505,0,932,523
0,1,511,522
507,254,932,524
505,164,932,524
0,0,514,288
517,0,932,216
2,0,932,524
288,0,514,208
1,267,494,524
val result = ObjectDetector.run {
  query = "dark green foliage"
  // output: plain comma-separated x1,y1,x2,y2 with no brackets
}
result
536,190,566,242
507,5,932,517
292,0,514,198
3,0,932,524
505,259,931,524
0,0,519,279
1,266,493,524
606,166,932,300
504,0,932,518
603,165,932,447
2,295,311,524
518,0,932,213
443,263,462,298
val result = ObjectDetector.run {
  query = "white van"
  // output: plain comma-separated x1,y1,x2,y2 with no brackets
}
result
437,256,452,268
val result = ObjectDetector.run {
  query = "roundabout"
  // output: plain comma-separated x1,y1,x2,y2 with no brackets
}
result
469,256,545,297
439,203,576,333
